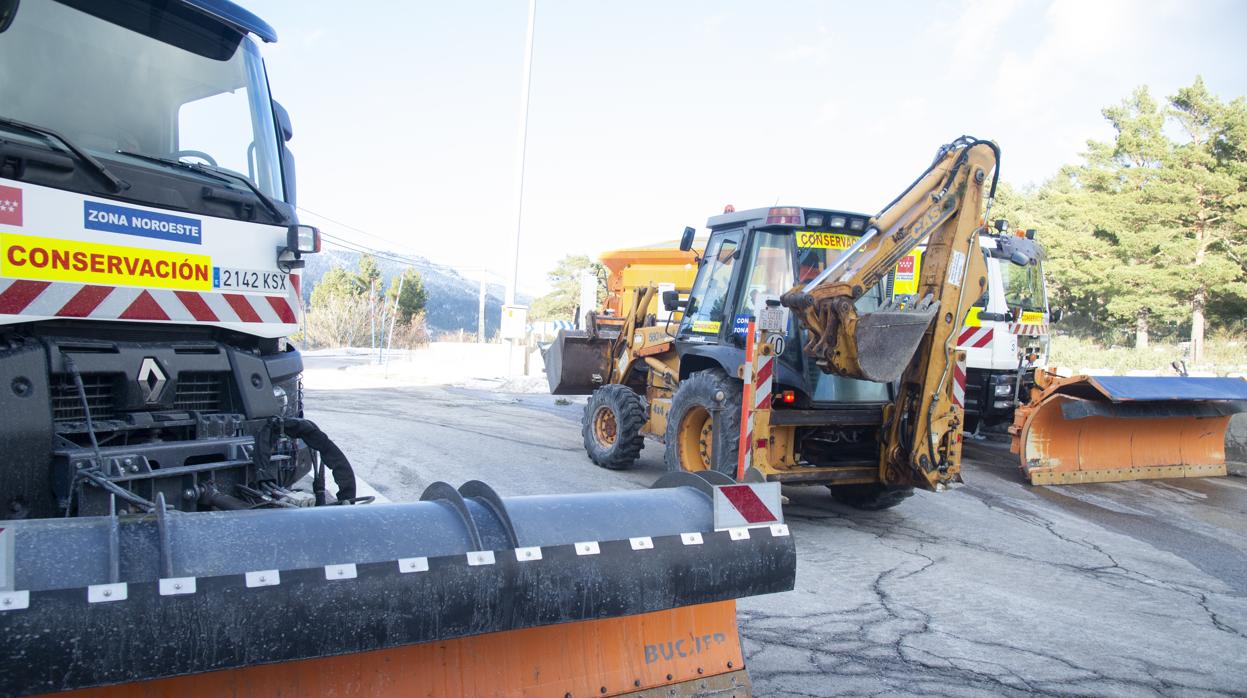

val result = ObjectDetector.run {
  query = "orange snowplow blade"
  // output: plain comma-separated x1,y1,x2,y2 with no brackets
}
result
1011,373,1247,486
54,602,748,698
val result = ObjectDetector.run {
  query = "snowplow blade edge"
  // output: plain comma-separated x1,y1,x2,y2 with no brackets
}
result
0,476,795,696
1011,375,1247,485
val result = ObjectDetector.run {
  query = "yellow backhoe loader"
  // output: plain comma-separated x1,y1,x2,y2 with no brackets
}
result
549,136,1008,508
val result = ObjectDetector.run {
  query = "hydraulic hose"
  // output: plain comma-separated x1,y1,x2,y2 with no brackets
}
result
282,418,357,503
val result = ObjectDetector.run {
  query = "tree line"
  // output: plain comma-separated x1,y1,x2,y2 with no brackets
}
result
996,77,1246,361
301,253,430,350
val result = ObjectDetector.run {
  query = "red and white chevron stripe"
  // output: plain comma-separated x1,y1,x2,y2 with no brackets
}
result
754,348,774,411
737,321,757,480
951,355,967,408
737,325,777,480
0,278,298,325
1008,322,1048,336
957,326,994,348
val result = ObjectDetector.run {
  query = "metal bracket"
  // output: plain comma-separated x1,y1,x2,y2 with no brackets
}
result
420,482,485,551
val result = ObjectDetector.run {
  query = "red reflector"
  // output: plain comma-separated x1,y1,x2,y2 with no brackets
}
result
756,438,768,449
765,207,802,225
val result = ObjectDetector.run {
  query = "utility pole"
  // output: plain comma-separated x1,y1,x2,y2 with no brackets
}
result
504,0,537,376
384,274,404,374
504,0,537,308
478,276,487,343
369,278,377,362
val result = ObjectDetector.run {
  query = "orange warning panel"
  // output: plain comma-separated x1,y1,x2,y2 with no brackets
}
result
52,601,745,698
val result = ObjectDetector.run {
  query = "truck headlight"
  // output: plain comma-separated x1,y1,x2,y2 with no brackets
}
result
272,376,302,418
994,383,1014,397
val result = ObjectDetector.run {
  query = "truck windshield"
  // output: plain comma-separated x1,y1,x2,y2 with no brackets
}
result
0,0,284,201
1001,260,1046,312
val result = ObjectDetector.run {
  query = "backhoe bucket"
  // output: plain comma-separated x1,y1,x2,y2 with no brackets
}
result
545,329,611,395
1,473,795,697
1011,375,1247,485
852,298,939,383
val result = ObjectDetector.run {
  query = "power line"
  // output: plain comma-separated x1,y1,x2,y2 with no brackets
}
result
297,204,419,253
297,205,506,281
320,232,503,281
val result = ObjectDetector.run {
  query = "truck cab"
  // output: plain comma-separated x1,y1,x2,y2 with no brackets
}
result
0,0,320,517
898,231,1051,429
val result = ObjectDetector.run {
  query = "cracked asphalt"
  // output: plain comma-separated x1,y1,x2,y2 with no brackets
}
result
304,380,1247,697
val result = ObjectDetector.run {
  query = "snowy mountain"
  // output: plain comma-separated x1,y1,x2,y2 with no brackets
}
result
301,249,528,337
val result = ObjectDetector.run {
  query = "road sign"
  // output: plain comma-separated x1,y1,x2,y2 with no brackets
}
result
767,334,786,356
712,483,783,530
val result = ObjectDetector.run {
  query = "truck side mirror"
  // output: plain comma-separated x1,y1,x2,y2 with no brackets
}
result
272,100,297,207
658,289,688,310
679,227,695,252
1051,307,1064,323
662,290,687,312
272,100,294,142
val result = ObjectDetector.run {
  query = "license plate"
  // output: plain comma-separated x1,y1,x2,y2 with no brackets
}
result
213,267,288,292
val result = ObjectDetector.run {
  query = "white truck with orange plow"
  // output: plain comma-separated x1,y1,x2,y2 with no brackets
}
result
893,225,1054,431
0,2,795,695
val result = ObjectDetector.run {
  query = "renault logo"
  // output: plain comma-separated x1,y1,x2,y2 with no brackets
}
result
137,358,167,403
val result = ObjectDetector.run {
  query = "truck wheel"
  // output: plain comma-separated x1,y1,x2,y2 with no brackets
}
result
582,385,646,469
828,484,914,511
664,369,742,476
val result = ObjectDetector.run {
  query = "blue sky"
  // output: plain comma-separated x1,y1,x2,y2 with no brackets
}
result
248,0,1247,294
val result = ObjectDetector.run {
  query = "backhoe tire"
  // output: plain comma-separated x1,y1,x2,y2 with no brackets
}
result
664,369,742,476
829,484,914,511
582,385,646,469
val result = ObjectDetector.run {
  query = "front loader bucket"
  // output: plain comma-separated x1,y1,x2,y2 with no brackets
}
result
1011,375,1247,485
1,474,795,697
852,297,939,383
545,328,611,395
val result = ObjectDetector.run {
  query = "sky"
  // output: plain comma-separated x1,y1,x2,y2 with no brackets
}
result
247,0,1247,297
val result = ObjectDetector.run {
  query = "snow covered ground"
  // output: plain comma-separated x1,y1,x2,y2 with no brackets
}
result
301,343,551,393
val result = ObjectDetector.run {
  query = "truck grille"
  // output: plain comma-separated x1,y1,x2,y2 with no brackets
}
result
173,372,230,413
51,373,120,421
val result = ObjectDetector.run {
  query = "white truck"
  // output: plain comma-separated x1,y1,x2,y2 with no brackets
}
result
0,0,330,519
896,226,1054,430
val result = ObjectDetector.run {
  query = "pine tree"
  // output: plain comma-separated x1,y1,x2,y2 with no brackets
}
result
531,255,606,320
386,268,429,323
1000,79,1247,355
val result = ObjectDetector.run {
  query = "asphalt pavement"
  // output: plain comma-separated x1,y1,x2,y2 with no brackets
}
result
304,383,1247,697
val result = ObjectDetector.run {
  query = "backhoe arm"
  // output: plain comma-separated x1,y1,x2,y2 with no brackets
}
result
781,136,999,488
